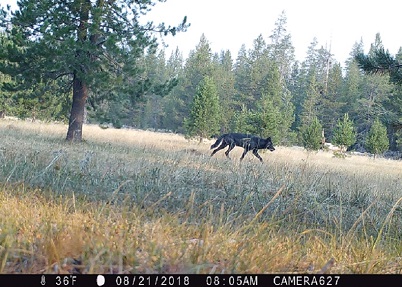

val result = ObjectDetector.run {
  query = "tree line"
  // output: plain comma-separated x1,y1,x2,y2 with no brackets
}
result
1,5,401,155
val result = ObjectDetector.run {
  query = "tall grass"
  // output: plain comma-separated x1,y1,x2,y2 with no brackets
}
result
0,120,401,273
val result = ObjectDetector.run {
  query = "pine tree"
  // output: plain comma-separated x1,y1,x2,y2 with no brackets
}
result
320,62,345,139
233,104,254,133
160,47,185,132
185,34,215,89
233,44,253,109
366,118,389,157
254,64,295,144
297,38,336,137
343,41,364,116
170,34,214,132
0,45,13,118
248,34,270,107
255,95,281,141
300,117,323,151
332,113,356,153
300,73,320,127
185,76,220,141
212,50,236,133
356,32,402,86
268,11,295,84
289,61,304,129
0,0,188,141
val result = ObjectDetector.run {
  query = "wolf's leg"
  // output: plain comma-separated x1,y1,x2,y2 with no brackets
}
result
240,148,249,161
224,143,235,159
240,149,248,161
211,143,227,157
252,149,263,162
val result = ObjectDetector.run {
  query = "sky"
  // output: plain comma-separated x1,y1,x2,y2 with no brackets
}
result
3,0,402,66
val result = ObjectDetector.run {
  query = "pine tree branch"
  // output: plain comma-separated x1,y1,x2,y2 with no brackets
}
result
355,49,402,84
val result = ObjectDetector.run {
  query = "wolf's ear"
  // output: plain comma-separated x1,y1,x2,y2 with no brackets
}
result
267,137,271,141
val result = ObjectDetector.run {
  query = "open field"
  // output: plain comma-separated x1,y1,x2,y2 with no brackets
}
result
0,119,401,273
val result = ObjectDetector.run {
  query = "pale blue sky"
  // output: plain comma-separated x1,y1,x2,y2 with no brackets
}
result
145,0,402,66
3,0,401,66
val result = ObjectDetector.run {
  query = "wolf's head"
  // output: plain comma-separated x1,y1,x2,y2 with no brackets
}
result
266,137,275,152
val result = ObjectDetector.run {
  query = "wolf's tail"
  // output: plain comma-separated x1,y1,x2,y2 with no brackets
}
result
210,134,224,149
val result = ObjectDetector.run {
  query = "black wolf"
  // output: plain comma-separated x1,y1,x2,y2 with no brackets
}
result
210,133,275,162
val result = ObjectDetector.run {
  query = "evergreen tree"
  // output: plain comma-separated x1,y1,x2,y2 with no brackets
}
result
386,48,402,149
332,113,356,152
233,44,253,109
185,34,215,89
300,117,323,151
138,49,176,129
301,38,320,78
343,41,364,116
352,35,394,148
233,104,254,133
234,36,272,113
170,34,214,132
248,34,270,107
255,94,281,141
0,0,188,141
1,31,70,121
296,38,335,135
160,47,185,131
212,50,236,132
356,33,402,85
185,76,220,141
0,46,13,118
320,62,345,139
254,64,295,144
366,118,389,156
300,73,320,127
268,11,295,84
289,60,304,129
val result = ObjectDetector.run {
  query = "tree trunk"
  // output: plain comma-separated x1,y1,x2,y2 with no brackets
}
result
66,75,88,142
66,0,91,142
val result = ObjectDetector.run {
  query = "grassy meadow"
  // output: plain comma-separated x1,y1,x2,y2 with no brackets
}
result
0,119,401,274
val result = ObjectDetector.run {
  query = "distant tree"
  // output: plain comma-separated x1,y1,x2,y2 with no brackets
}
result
301,37,334,84
332,113,356,152
288,61,304,129
254,64,295,144
211,50,236,133
133,49,177,129
169,34,214,133
354,33,400,149
366,118,389,157
160,47,185,131
268,11,295,84
185,34,215,88
320,62,345,138
233,44,255,111
294,37,335,136
184,76,220,141
233,104,254,133
254,95,281,141
0,0,188,141
300,117,323,151
299,73,320,127
9,80,70,121
246,35,270,109
343,41,364,116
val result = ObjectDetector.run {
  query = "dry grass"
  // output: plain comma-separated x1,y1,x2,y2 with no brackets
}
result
0,119,401,274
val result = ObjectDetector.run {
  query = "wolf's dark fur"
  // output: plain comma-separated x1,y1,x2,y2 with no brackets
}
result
210,133,275,162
